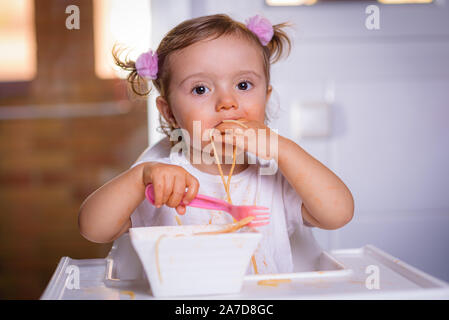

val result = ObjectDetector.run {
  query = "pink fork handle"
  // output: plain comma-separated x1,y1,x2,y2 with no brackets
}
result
145,184,269,227
188,194,231,211
145,184,229,211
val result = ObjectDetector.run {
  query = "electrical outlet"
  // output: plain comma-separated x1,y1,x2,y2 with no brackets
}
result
290,101,331,139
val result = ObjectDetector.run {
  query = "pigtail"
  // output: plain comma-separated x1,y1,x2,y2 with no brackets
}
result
266,22,293,64
112,43,151,97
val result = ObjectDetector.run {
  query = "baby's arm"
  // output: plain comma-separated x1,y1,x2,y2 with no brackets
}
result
277,137,354,230
78,163,148,243
213,119,353,229
78,162,199,243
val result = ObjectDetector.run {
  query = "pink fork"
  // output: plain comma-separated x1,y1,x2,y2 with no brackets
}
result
145,184,270,227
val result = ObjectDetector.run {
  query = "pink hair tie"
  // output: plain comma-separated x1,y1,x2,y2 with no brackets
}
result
136,50,158,80
245,15,274,46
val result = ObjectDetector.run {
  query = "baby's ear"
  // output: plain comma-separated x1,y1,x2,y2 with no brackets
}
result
156,96,178,127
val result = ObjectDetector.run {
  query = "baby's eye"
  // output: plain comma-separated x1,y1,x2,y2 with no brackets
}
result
236,81,252,91
192,85,210,95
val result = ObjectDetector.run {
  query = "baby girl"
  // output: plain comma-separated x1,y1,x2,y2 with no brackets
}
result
78,14,354,274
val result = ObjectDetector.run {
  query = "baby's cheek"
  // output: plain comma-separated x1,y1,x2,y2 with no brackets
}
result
258,104,268,118
244,102,265,118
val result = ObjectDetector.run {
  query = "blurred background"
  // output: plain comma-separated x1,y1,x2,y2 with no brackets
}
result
0,0,448,299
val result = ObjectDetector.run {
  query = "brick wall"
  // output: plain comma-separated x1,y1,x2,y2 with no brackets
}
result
0,105,148,299
0,0,150,299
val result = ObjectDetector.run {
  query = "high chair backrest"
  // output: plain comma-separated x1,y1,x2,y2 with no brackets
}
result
133,136,171,165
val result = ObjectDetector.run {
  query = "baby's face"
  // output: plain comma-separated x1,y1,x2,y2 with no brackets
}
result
159,34,271,150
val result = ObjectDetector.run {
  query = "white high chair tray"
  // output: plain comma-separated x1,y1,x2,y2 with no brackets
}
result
41,245,449,299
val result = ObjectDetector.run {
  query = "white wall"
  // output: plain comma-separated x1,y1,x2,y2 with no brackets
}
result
150,0,449,282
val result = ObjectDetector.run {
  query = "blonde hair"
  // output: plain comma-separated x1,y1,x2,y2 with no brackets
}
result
113,14,292,140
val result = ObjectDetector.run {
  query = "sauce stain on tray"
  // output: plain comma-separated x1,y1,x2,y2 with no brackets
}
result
120,290,135,299
257,279,292,287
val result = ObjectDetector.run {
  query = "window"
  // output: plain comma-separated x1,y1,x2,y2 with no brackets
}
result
266,0,433,5
0,0,36,82
93,0,152,79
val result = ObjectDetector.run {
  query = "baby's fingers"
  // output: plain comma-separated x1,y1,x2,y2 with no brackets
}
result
167,176,186,209
152,181,164,208
176,204,186,215
162,175,175,206
183,174,200,205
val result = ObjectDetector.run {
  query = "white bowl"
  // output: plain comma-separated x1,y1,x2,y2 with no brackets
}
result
129,224,262,297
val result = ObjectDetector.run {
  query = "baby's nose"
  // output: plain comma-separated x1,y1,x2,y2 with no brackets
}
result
215,90,238,111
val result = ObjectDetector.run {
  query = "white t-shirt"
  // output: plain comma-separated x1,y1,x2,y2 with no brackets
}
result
130,140,323,274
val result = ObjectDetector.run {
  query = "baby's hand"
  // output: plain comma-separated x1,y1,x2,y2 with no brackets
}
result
142,162,199,215
214,119,279,160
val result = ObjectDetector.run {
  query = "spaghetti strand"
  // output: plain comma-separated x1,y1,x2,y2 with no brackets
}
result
209,121,259,274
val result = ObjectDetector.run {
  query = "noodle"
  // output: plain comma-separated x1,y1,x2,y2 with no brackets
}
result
222,119,249,128
209,119,249,204
209,120,259,274
209,130,235,204
251,256,259,274
155,120,259,285
194,216,254,236
120,290,136,299
155,235,166,283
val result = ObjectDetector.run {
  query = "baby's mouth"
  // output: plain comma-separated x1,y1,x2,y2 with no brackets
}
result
213,118,247,128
